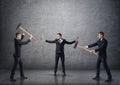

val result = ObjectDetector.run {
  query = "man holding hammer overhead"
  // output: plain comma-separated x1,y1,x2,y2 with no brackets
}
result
85,32,112,82
45,33,76,76
10,32,33,82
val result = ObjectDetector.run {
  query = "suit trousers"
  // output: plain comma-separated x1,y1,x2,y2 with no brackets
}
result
54,53,65,73
96,55,112,79
10,55,24,78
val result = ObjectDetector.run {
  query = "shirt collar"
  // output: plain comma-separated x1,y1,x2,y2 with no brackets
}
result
100,38,104,41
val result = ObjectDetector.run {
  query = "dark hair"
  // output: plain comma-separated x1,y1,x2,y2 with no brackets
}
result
16,32,21,37
98,32,104,36
57,33,62,36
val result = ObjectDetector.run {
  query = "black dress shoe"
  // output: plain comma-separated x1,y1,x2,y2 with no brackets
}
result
21,76,28,80
105,79,112,82
92,77,100,80
10,78,16,82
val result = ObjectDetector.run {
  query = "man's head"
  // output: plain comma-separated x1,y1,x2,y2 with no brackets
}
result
16,32,22,40
97,32,104,39
56,33,62,39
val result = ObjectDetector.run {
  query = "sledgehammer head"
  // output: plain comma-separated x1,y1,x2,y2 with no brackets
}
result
16,23,22,29
74,41,78,49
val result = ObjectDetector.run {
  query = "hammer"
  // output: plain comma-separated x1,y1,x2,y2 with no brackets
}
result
16,23,36,40
74,41,97,55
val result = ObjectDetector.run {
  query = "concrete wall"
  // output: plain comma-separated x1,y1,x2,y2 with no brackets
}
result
0,0,120,69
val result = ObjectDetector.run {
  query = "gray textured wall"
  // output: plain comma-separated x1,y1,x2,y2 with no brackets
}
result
0,0,120,69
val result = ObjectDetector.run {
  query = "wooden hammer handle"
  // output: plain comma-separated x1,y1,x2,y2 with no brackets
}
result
78,45,97,55
19,26,36,40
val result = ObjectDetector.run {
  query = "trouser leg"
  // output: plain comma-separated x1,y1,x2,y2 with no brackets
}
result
96,57,102,77
54,54,59,73
10,57,19,79
60,54,65,73
19,59,24,77
103,57,112,79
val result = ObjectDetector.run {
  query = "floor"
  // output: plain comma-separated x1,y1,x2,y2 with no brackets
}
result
0,69,120,85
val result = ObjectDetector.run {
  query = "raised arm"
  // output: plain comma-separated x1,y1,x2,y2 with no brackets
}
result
21,34,25,40
18,34,32,45
18,39,31,45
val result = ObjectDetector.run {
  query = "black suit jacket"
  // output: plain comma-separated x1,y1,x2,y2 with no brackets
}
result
14,35,31,57
46,39,75,53
88,38,108,56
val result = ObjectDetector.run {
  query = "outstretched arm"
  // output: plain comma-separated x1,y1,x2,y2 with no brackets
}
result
45,40,55,43
65,40,76,45
88,40,99,48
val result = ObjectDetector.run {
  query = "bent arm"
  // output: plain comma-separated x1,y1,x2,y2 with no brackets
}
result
18,39,31,45
21,34,25,40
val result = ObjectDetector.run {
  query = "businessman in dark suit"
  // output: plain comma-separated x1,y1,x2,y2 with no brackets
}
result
85,32,112,82
45,33,76,76
10,33,33,82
